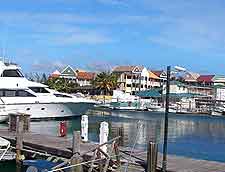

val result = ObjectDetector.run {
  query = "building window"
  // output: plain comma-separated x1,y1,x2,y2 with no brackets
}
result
132,83,136,87
145,85,147,88
127,75,131,79
126,84,131,87
141,85,143,88
145,77,147,81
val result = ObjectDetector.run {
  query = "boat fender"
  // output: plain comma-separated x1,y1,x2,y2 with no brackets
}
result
59,121,67,137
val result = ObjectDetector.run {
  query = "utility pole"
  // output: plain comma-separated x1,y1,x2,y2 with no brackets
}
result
162,66,171,172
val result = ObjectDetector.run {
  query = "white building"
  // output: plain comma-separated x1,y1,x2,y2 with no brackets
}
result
113,66,150,94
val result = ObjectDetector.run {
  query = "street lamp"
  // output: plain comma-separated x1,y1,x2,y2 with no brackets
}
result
162,66,171,172
162,65,186,172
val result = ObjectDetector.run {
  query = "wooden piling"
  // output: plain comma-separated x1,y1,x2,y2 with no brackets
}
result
71,131,83,172
147,142,158,172
16,115,24,172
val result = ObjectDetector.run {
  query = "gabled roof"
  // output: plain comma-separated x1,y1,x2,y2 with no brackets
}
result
113,66,144,73
184,72,200,82
151,70,167,78
197,75,215,83
148,71,160,79
77,72,95,80
61,65,76,76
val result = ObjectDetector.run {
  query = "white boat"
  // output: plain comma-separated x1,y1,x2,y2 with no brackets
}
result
211,105,225,116
0,59,96,122
0,137,15,161
109,90,148,111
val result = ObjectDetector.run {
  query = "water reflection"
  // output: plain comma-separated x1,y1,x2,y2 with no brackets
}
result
2,111,225,162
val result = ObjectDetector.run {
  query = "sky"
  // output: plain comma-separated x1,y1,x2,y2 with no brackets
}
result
1,0,225,74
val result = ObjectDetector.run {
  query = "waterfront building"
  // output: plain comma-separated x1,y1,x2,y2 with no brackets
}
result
197,75,215,87
148,71,161,88
113,65,150,94
213,85,225,101
76,71,96,86
183,72,200,85
212,75,225,86
60,65,77,81
151,70,167,84
50,66,96,87
50,70,61,78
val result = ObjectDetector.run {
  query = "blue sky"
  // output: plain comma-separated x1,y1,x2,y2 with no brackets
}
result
1,0,225,74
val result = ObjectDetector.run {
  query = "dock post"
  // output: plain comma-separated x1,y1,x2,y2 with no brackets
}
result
16,115,24,172
81,115,88,142
99,122,109,154
147,141,158,172
71,131,83,172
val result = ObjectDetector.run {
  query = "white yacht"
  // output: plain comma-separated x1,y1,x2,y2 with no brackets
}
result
0,60,96,122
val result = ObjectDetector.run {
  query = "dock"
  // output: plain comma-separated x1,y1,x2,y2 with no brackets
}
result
1,126,225,172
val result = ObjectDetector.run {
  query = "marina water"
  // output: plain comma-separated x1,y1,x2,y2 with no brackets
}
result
1,110,225,171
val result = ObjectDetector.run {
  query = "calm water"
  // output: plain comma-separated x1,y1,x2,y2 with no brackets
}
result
1,110,225,171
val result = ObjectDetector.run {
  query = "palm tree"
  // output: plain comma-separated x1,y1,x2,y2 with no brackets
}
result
92,72,118,95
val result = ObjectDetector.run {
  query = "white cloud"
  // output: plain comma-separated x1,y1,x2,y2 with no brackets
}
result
146,0,225,54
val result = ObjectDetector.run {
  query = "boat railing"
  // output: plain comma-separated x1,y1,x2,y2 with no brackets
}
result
0,138,11,161
0,57,18,66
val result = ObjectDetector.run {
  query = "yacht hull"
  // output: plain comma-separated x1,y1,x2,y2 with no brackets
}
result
4,102,94,120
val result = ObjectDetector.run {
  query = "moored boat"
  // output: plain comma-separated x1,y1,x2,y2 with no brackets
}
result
0,59,96,122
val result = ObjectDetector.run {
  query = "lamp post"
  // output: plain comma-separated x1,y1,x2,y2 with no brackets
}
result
162,66,186,172
162,66,171,172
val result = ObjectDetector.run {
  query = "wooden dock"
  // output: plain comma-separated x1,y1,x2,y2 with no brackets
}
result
1,126,225,172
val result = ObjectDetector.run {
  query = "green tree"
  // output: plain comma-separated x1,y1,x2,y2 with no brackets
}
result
92,72,118,95
46,77,78,93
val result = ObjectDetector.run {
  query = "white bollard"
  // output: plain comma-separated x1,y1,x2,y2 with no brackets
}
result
81,115,88,142
99,121,109,154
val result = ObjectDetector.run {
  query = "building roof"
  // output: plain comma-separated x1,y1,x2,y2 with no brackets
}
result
113,66,144,73
212,75,225,83
183,72,200,82
151,70,166,78
51,70,61,77
197,75,215,83
61,65,76,76
77,72,95,80
75,68,86,73
148,71,160,79
136,89,161,98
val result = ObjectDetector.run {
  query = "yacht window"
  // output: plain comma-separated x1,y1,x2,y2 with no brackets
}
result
0,89,36,97
29,87,49,93
1,69,24,77
54,94,72,98
5,90,16,97
16,90,36,97
0,90,4,97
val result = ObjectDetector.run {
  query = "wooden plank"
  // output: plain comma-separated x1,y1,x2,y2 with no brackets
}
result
1,126,225,172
